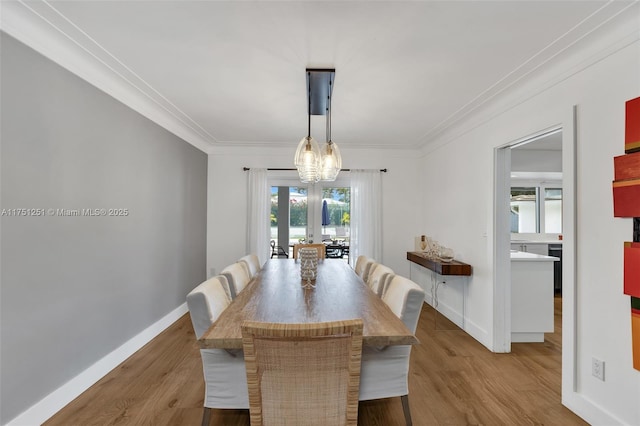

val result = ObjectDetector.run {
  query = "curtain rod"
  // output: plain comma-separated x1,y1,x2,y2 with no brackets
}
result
242,167,387,172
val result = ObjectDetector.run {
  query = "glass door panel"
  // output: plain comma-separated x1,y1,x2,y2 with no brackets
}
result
321,186,350,260
289,187,308,246
270,186,308,257
270,183,350,259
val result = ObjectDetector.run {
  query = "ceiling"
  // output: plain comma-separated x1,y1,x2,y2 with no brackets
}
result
1,1,636,152
514,130,563,151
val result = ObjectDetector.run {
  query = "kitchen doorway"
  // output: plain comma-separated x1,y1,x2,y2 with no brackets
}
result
494,121,575,354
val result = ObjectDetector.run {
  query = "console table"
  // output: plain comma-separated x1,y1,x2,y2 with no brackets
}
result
406,251,472,276
407,251,472,330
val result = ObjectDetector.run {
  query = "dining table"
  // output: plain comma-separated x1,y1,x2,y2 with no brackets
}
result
199,258,419,349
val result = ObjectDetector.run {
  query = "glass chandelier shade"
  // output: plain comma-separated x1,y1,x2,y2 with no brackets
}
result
294,135,321,183
295,69,340,183
320,140,341,181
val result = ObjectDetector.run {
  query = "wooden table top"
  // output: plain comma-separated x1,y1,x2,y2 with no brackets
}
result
199,259,419,349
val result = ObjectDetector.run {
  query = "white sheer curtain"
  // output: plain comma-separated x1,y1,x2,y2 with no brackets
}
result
349,169,382,266
246,168,270,266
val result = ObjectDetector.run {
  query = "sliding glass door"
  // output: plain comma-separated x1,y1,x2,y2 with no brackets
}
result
269,180,350,258
271,186,308,257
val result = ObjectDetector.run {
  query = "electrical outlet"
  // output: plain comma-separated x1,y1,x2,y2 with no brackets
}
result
209,267,216,278
592,357,605,381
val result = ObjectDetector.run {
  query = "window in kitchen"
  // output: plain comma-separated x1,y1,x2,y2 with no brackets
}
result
544,188,562,233
510,186,562,233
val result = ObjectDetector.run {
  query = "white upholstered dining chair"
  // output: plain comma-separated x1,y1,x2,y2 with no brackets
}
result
354,255,377,282
238,253,261,278
358,275,425,426
221,262,251,299
366,263,394,297
186,275,249,426
354,255,369,276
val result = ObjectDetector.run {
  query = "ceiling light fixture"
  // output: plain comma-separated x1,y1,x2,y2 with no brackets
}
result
294,69,340,183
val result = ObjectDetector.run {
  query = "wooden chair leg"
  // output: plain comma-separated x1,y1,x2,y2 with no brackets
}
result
201,407,211,426
401,394,412,426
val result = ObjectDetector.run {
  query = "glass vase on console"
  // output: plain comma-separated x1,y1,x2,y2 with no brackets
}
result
428,239,440,259
439,246,454,262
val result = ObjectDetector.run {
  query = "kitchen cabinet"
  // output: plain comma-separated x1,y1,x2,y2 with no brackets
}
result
511,251,559,342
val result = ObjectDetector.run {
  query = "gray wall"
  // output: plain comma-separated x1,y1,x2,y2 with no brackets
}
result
0,33,207,423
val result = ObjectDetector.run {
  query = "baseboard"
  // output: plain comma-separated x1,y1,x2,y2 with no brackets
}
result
563,390,628,425
461,316,491,350
6,303,188,426
422,299,491,350
429,298,464,328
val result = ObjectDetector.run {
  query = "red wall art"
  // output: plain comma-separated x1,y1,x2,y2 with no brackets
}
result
613,96,640,370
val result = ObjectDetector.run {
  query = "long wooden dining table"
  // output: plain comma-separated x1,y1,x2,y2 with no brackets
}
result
199,259,419,349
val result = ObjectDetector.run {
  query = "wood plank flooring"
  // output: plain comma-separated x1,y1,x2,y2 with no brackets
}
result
45,297,586,425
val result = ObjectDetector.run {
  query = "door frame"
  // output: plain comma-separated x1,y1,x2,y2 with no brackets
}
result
493,106,578,399
493,123,568,349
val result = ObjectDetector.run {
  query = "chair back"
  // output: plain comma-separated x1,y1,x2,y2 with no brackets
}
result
293,243,326,260
242,319,364,426
382,276,425,333
239,254,261,278
186,276,232,339
270,240,289,258
354,255,369,276
354,255,377,280
221,262,251,299
366,264,394,296
362,258,377,283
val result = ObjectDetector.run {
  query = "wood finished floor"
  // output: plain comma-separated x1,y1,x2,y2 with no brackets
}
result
45,297,586,426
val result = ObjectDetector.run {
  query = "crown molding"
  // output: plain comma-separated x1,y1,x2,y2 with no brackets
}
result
0,0,217,153
210,139,422,152
419,1,640,156
419,0,640,155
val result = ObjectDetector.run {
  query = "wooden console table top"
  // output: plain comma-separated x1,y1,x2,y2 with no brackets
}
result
407,251,472,276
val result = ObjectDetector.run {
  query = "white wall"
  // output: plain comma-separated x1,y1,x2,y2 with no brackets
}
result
207,146,421,280
419,11,639,426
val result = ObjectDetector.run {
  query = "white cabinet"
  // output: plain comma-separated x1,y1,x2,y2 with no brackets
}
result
511,252,557,342
525,243,548,255
511,242,548,255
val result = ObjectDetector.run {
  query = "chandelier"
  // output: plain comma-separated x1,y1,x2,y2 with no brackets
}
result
294,69,341,183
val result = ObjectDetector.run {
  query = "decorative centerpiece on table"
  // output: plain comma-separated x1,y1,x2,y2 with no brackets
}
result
299,247,318,289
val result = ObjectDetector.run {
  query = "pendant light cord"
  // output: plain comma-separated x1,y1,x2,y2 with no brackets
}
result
327,77,332,143
307,71,312,139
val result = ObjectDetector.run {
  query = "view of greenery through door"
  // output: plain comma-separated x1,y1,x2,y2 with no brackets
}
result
271,186,350,256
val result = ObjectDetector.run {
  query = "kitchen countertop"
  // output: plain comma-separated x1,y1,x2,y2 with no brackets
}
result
511,240,563,244
510,250,560,261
